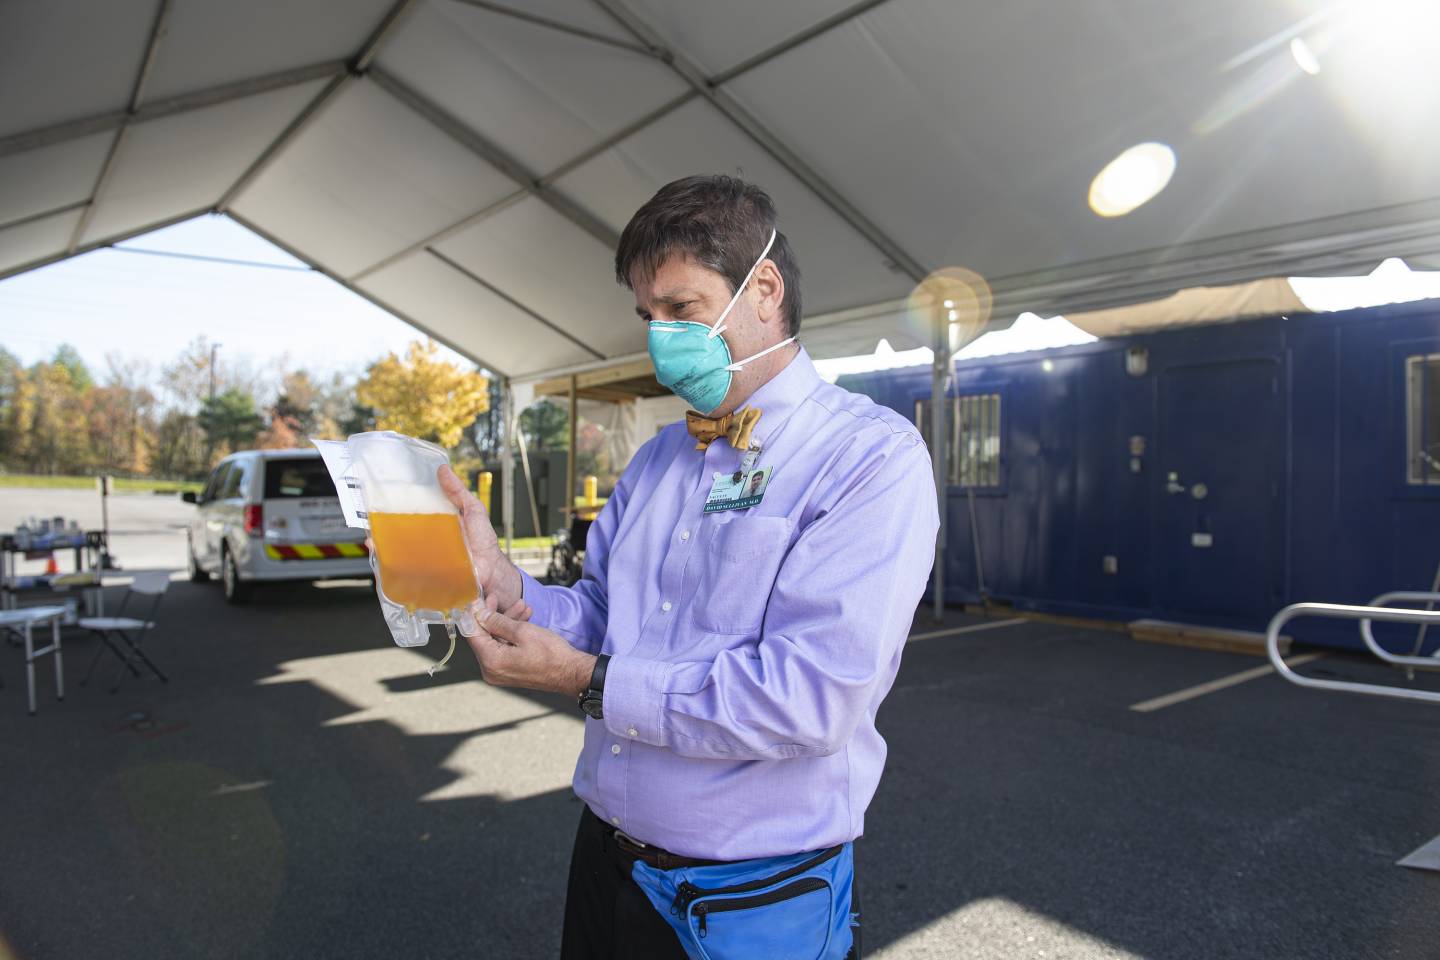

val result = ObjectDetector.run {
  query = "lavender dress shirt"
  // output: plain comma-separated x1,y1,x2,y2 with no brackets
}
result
520,348,938,860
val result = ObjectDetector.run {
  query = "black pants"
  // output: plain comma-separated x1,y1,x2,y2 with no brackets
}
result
560,807,861,959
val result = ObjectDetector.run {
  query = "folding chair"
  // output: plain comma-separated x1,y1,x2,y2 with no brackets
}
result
78,571,171,693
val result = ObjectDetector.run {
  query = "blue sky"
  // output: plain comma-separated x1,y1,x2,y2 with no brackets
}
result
0,214,474,387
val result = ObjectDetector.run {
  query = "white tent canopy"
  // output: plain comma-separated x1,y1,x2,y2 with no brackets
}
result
4,0,1440,380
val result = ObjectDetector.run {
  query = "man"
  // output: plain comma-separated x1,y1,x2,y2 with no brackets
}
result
746,468,766,498
441,175,938,958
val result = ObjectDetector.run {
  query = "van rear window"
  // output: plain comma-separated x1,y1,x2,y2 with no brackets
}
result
263,458,337,499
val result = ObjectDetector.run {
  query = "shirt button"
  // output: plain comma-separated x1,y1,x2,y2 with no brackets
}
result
627,727,638,737
680,530,690,541
662,601,672,612
610,816,620,826
611,744,622,756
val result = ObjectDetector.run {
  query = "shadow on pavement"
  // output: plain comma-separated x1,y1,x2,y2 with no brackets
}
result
1,580,1437,959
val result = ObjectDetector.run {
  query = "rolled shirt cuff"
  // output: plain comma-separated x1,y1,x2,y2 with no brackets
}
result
517,569,555,629
602,655,671,747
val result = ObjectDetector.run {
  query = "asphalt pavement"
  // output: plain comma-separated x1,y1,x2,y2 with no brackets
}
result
1,501,1437,958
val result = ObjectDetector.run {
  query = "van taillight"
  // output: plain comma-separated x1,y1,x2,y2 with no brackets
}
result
244,504,263,536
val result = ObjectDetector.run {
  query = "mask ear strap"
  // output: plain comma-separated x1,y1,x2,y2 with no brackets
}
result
725,336,796,372
709,228,778,340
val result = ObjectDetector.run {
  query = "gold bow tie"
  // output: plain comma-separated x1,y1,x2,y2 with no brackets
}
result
686,406,762,451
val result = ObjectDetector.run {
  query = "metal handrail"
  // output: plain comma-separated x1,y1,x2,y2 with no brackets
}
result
1266,602,1440,704
1359,591,1440,671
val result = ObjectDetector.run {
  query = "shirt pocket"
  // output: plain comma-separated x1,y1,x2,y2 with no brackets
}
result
693,517,794,635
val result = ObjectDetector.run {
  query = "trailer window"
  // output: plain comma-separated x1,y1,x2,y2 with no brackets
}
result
915,393,1001,487
957,393,1002,487
1407,354,1440,485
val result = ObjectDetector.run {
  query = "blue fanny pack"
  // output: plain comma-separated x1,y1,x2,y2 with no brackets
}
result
630,841,856,960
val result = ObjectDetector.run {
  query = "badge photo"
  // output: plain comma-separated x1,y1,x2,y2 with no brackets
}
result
737,466,771,501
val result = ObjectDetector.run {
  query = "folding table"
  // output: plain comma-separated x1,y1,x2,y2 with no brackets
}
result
0,605,66,715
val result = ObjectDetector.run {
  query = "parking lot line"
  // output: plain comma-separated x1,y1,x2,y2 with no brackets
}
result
1129,653,1325,713
908,618,1027,643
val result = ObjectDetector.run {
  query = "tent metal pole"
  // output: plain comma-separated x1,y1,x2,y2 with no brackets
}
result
931,304,949,621
225,211,508,375
501,380,515,558
67,0,173,254
567,375,578,526
369,67,619,250
709,0,896,85
0,201,90,235
350,189,529,281
515,424,544,538
214,71,352,212
450,0,661,57
590,0,928,283
0,206,212,283
0,61,347,159
215,0,420,213
425,248,605,360
349,88,695,281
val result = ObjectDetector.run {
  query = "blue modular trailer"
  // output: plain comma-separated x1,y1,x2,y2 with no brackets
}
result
837,299,1440,651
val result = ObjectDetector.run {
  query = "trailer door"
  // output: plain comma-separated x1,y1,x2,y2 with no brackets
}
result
1157,358,1284,624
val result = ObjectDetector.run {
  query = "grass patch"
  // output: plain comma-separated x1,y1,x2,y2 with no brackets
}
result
506,537,553,551
0,474,203,494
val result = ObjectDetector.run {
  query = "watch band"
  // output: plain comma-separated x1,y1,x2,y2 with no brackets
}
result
578,654,610,719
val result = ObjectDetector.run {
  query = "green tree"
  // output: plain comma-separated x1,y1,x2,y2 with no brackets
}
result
1,357,35,470
151,409,206,479
0,347,22,465
52,344,94,392
274,369,321,436
466,378,507,460
197,389,264,455
25,361,90,474
518,399,569,451
338,402,376,436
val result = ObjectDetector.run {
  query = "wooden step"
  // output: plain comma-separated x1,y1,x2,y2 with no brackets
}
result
1129,618,1291,658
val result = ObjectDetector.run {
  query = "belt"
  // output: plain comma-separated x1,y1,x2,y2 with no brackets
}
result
612,830,728,870
591,809,727,870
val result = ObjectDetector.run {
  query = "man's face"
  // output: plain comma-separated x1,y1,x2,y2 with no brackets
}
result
631,252,787,416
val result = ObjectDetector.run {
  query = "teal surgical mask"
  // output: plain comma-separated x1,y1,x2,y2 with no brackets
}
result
647,229,796,415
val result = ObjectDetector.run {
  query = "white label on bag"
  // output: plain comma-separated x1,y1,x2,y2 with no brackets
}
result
312,439,369,530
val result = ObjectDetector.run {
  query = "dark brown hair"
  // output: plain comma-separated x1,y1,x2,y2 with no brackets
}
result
614,175,802,336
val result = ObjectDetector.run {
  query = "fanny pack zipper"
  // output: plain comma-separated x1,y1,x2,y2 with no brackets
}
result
692,876,829,937
669,844,843,916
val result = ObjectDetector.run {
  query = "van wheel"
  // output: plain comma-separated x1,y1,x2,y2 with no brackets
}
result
186,535,211,583
222,546,254,605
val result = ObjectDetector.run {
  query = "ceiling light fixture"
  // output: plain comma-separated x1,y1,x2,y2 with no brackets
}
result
1289,36,1321,74
1088,142,1177,218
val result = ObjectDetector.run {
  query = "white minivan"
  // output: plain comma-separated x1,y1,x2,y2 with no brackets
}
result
182,448,370,603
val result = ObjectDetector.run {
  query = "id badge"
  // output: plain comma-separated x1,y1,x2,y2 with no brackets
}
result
704,466,774,514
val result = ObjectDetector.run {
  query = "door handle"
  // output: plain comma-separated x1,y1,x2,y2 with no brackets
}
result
1165,472,1186,495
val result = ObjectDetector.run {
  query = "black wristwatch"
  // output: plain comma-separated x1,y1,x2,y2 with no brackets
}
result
578,654,610,720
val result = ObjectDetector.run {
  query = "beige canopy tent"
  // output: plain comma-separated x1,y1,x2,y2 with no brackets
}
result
4,0,1439,610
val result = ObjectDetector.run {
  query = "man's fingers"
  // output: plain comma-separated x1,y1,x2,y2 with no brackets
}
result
479,607,525,643
502,599,529,621
437,464,474,514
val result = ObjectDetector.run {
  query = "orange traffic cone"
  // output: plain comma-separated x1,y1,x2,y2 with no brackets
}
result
45,554,59,575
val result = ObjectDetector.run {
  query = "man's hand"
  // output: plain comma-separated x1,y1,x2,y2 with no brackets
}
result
468,592,596,696
437,463,524,612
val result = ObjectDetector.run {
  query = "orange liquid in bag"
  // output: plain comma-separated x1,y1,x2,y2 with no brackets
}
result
368,512,477,612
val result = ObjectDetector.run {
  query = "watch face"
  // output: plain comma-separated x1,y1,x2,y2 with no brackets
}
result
580,695,603,720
